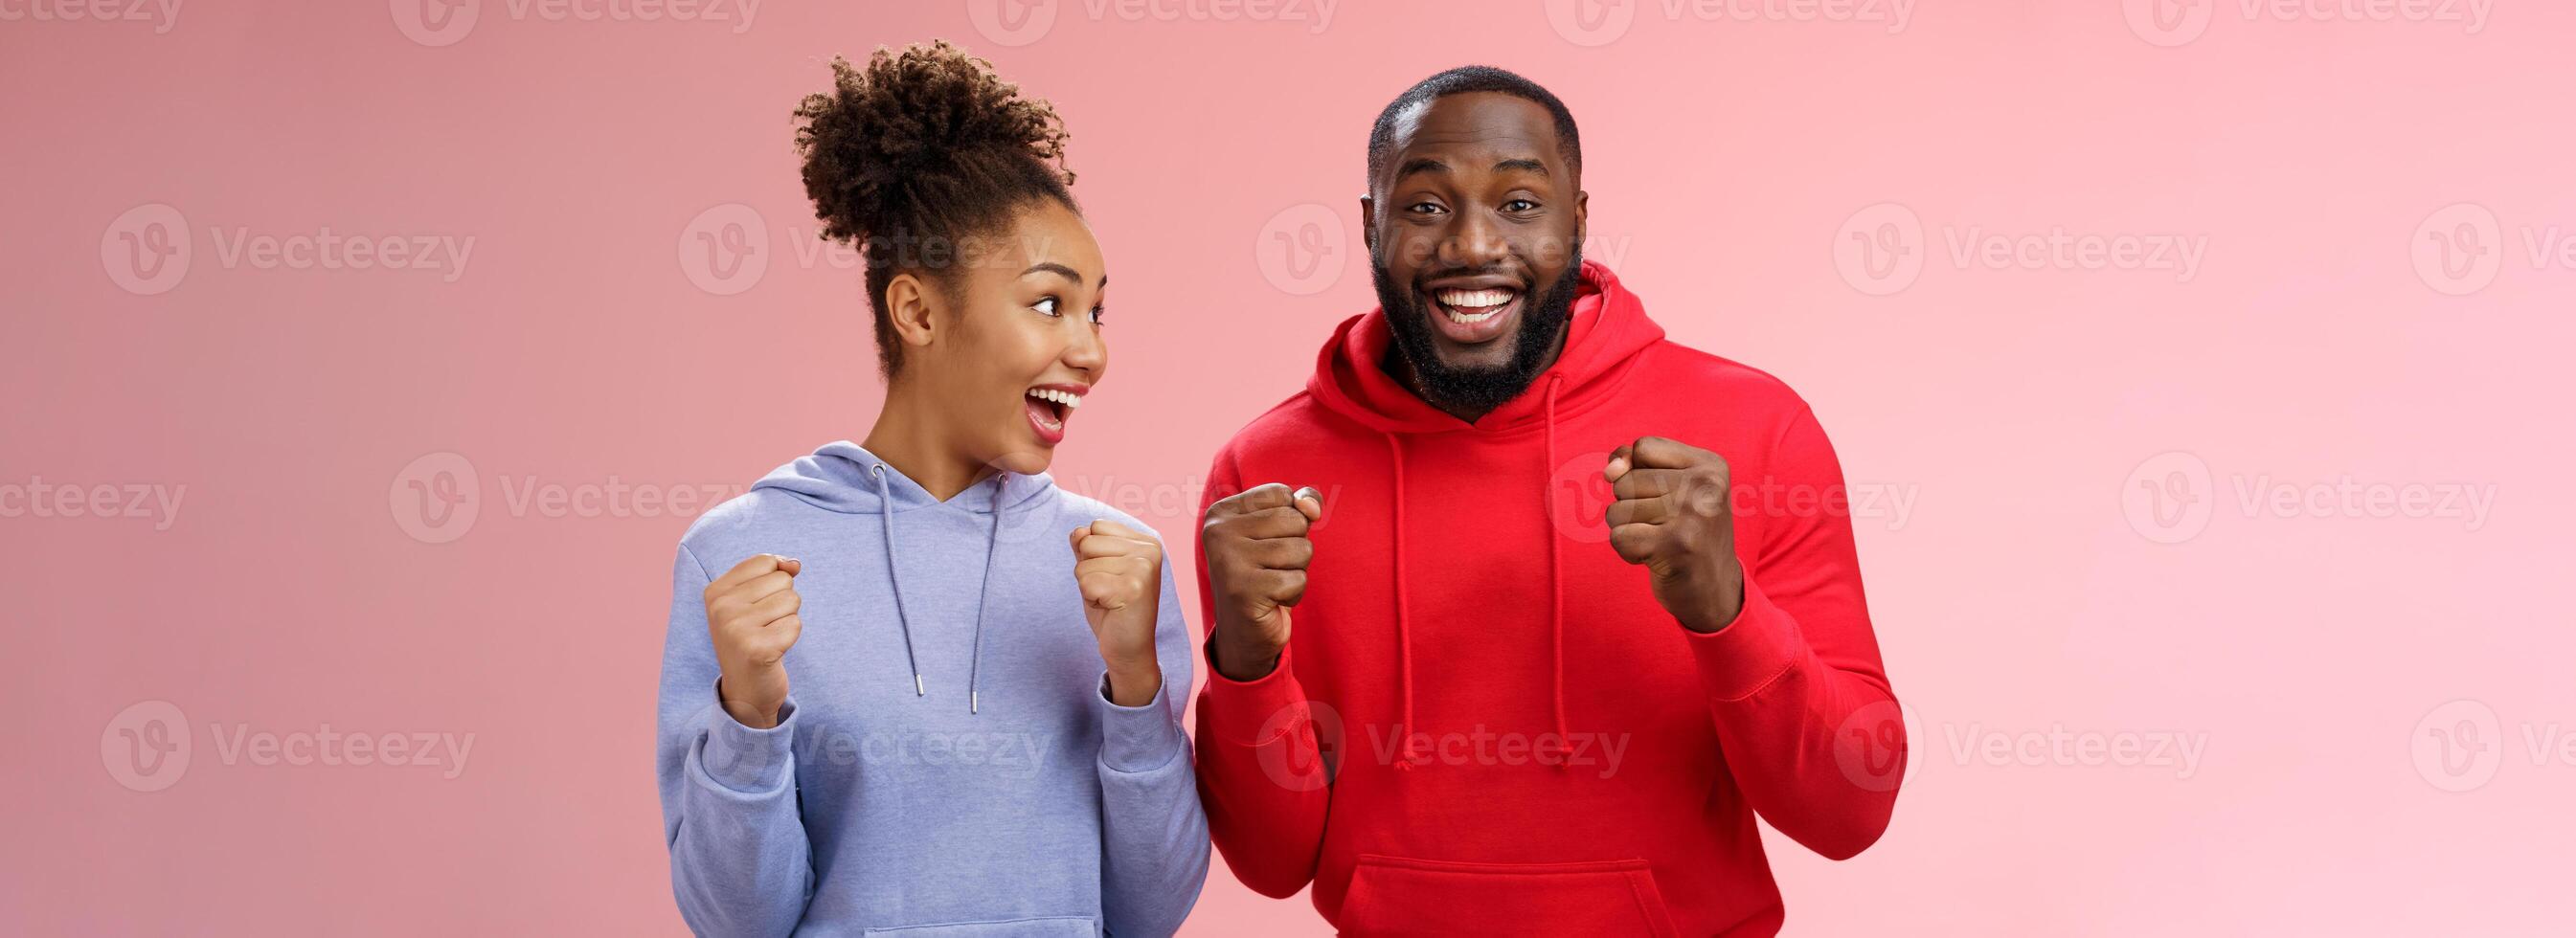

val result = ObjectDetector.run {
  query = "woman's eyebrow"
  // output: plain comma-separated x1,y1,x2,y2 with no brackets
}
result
1020,261,1086,283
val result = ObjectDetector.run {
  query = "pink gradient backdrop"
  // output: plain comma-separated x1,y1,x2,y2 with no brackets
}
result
7,0,2571,933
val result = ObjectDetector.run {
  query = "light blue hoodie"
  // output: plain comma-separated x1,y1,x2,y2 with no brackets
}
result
655,441,1209,936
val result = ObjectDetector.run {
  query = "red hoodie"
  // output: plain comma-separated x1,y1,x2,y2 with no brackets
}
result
1192,261,1904,936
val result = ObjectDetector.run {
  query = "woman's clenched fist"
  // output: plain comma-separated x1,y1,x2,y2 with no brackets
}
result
705,553,803,728
1071,519,1164,707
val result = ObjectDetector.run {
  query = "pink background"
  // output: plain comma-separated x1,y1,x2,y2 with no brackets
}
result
8,0,2571,933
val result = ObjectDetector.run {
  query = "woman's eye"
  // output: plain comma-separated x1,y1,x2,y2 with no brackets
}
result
1087,306,1107,326
1033,297,1061,317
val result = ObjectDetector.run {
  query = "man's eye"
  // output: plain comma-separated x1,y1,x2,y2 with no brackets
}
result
1033,297,1061,317
1409,202,1446,215
1504,199,1538,212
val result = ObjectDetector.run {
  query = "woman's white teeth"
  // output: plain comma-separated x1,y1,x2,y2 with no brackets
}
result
1026,388,1082,410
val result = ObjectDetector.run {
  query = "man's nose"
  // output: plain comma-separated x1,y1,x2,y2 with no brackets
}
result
1439,209,1511,270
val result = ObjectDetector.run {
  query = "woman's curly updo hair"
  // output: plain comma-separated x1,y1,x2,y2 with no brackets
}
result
793,40,1077,378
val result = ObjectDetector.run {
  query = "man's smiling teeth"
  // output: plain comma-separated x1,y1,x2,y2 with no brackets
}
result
1027,388,1082,410
1435,287,1518,324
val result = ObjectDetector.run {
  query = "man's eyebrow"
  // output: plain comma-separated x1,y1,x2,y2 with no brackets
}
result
1395,157,1449,180
1495,158,1549,176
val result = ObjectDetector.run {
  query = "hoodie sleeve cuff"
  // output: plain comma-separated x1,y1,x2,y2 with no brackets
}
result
1686,575,1807,703
1095,673,1186,774
697,678,798,794
1197,638,1310,748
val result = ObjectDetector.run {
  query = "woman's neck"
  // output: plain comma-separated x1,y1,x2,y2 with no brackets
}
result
860,391,994,502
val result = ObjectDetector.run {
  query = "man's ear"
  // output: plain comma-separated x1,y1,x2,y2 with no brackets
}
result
1573,190,1589,249
883,272,940,353
1358,194,1378,254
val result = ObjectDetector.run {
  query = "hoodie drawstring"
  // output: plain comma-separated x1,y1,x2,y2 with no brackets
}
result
870,463,927,700
1385,372,1571,773
1384,433,1420,770
964,482,1005,714
1543,373,1570,767
872,463,1008,714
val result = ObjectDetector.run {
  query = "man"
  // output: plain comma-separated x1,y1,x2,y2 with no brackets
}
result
1192,65,1905,935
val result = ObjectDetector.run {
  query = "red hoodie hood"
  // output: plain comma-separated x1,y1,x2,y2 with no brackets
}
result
1307,259,1665,436
1299,259,1665,770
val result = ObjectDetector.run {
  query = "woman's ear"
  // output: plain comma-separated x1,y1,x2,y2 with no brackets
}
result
882,272,940,353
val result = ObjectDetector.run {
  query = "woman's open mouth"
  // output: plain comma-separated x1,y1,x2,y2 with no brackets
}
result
1024,385,1085,445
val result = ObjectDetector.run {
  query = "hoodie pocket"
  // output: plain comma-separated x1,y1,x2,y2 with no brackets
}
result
1336,855,1679,937
862,915,1097,937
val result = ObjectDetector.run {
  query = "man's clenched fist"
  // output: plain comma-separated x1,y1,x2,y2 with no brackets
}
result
1071,519,1165,707
1201,483,1322,682
706,553,803,728
1604,436,1748,634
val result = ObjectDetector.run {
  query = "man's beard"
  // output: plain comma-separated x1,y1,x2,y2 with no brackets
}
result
1373,242,1584,417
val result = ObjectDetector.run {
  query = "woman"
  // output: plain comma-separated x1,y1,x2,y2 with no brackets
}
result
653,41,1208,936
